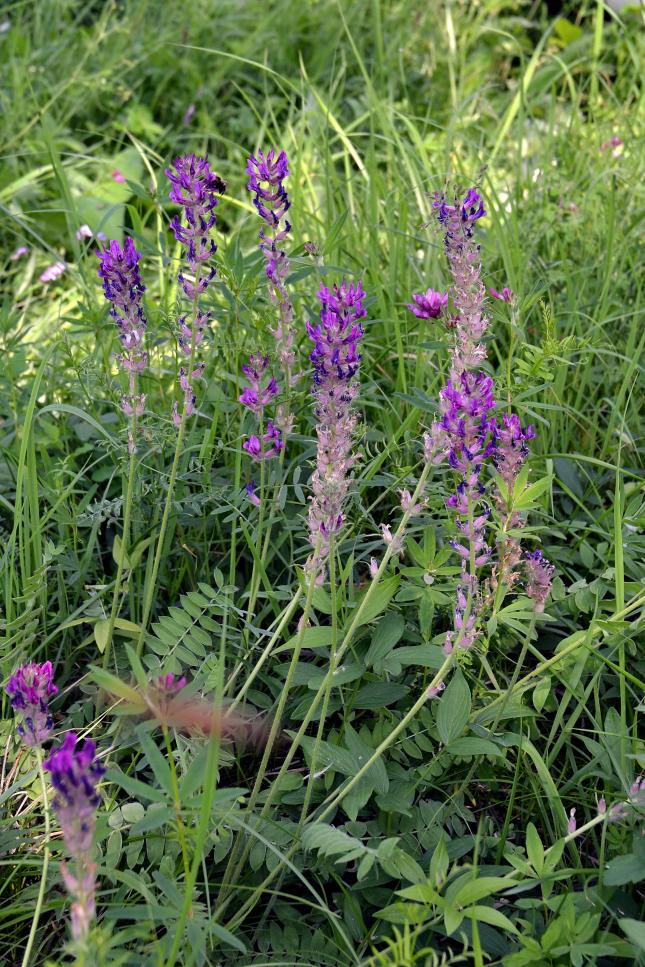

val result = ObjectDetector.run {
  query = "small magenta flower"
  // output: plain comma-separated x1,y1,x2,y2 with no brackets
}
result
494,413,534,492
525,550,555,613
245,481,261,507
243,421,284,461
369,557,379,579
597,797,606,816
306,281,367,574
6,661,58,747
489,286,514,303
111,169,126,183
40,261,66,283
44,733,105,856
426,681,445,699
239,354,279,414
407,288,449,319
11,245,30,260
155,673,187,695
567,808,577,834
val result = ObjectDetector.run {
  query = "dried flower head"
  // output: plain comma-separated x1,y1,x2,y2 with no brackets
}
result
6,661,58,747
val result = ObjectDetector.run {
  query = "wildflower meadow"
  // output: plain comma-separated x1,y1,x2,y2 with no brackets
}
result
1,2,644,965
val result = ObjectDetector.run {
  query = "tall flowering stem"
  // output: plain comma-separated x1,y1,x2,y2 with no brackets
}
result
433,187,488,377
306,280,366,579
97,238,148,453
136,155,224,657
6,663,57,967
97,238,149,671
489,413,535,608
246,148,297,416
44,734,105,945
166,153,225,425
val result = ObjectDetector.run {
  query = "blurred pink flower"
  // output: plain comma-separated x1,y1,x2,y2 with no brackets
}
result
111,169,126,183
10,245,29,261
40,261,66,283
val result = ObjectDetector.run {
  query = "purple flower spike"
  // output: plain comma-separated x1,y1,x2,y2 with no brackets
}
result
407,288,449,319
97,237,148,438
166,153,225,297
432,187,489,377
246,148,298,423
44,733,105,857
246,149,291,287
166,154,225,427
306,280,367,574
525,550,555,613
6,661,58,747
494,413,534,491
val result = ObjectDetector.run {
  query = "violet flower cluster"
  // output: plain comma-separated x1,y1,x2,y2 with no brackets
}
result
240,353,283,480
97,237,148,452
306,280,366,576
418,187,553,655
433,187,488,377
489,413,535,596
44,733,105,942
6,661,57,747
166,153,225,427
246,149,297,401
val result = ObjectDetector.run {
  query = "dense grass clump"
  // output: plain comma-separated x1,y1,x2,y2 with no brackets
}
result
1,1,643,965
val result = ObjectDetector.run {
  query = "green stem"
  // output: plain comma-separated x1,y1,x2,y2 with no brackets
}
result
300,535,338,822
135,418,187,657
232,464,431,829
228,587,304,711
162,725,190,882
226,655,454,935
102,443,137,671
218,557,320,902
21,749,50,967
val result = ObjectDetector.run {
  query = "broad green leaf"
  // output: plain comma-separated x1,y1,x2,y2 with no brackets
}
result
350,577,400,629
619,917,645,952
450,876,513,908
436,672,471,745
446,736,504,758
464,905,519,934
365,613,405,672
526,823,544,875
605,853,645,886
430,835,449,888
